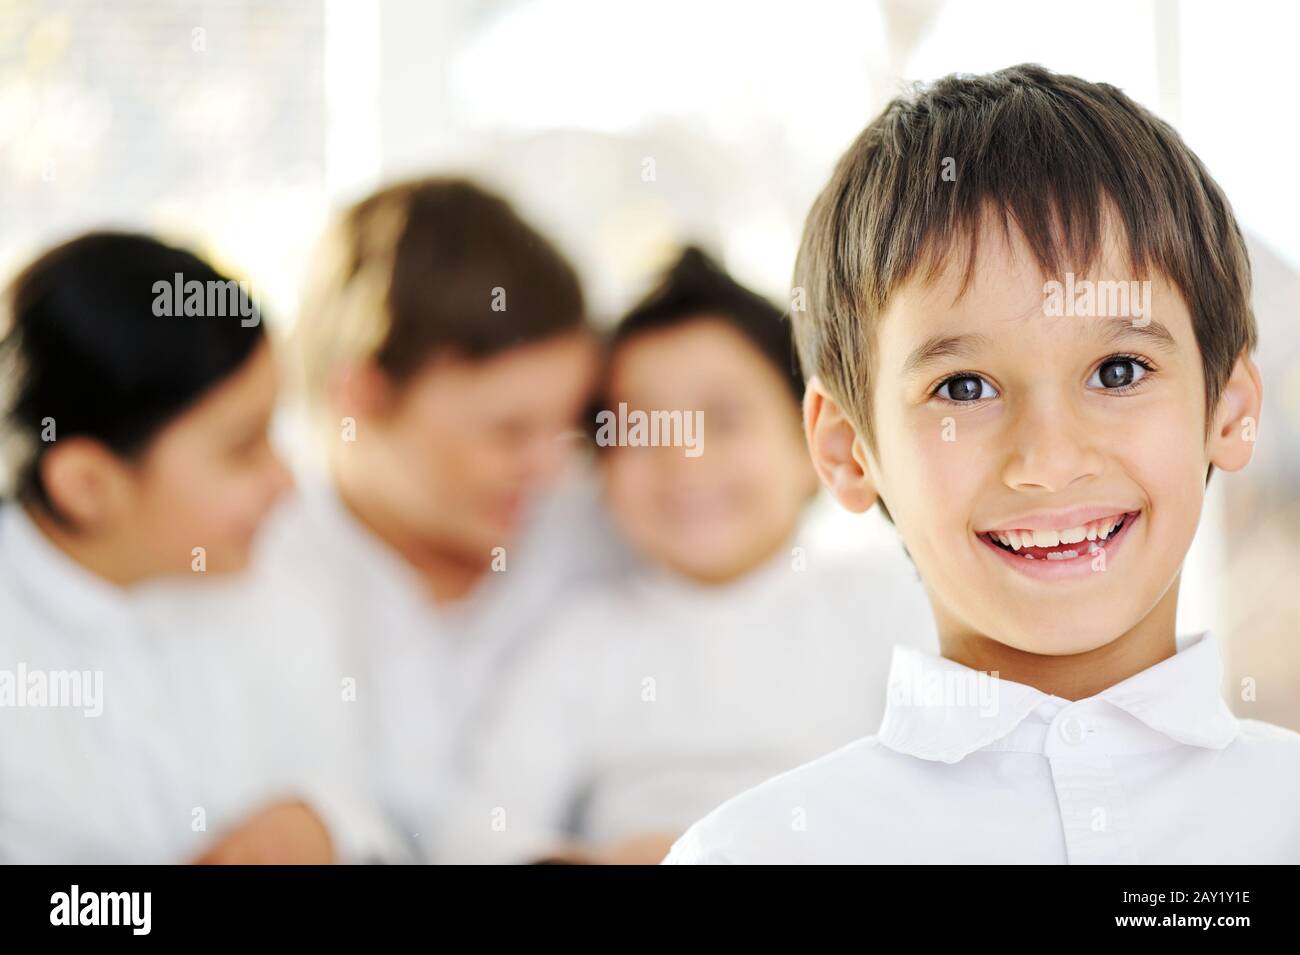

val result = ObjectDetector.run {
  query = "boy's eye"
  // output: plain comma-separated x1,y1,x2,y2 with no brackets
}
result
1089,358,1149,390
935,374,997,402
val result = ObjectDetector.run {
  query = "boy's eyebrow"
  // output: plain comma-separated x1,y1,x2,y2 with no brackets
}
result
902,333,993,378
1100,316,1179,353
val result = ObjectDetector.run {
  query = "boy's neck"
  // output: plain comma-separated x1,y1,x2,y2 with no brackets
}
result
935,580,1181,701
330,461,487,605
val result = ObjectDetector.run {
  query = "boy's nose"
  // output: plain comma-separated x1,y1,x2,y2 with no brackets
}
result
1000,400,1105,493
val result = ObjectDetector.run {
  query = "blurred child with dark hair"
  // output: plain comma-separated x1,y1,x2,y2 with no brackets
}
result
436,247,935,864
0,232,399,863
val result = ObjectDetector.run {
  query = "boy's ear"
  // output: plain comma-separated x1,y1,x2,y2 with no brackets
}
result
40,437,134,529
1207,352,1263,473
803,377,878,513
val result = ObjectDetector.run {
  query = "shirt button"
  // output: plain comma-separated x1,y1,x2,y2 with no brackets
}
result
1058,714,1088,744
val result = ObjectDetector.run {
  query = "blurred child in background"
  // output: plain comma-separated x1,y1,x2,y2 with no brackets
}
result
0,232,397,863
437,248,936,864
257,178,627,860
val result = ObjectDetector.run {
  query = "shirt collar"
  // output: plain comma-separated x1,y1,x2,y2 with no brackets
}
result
0,503,138,631
879,631,1239,763
1095,632,1239,749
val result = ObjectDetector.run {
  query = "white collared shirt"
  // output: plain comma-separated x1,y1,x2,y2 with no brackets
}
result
252,464,629,859
663,633,1300,863
437,541,937,863
0,504,400,863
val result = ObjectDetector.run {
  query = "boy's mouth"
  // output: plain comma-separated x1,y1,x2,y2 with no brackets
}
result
975,509,1141,570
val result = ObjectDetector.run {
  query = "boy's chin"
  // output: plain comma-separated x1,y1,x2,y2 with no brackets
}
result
985,616,1135,658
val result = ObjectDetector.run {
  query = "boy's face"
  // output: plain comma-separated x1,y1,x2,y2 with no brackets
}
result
819,219,1255,656
600,318,816,584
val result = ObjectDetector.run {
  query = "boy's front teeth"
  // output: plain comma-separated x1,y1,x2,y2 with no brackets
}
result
991,516,1124,550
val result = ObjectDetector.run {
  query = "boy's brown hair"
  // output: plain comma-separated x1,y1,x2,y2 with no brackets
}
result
295,176,585,407
791,63,1256,458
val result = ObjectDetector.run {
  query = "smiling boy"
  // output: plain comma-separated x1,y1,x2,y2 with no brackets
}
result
664,64,1300,864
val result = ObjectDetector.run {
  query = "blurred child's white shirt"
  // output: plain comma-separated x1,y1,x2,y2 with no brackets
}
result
253,463,627,859
436,540,937,863
664,632,1300,864
0,504,401,863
